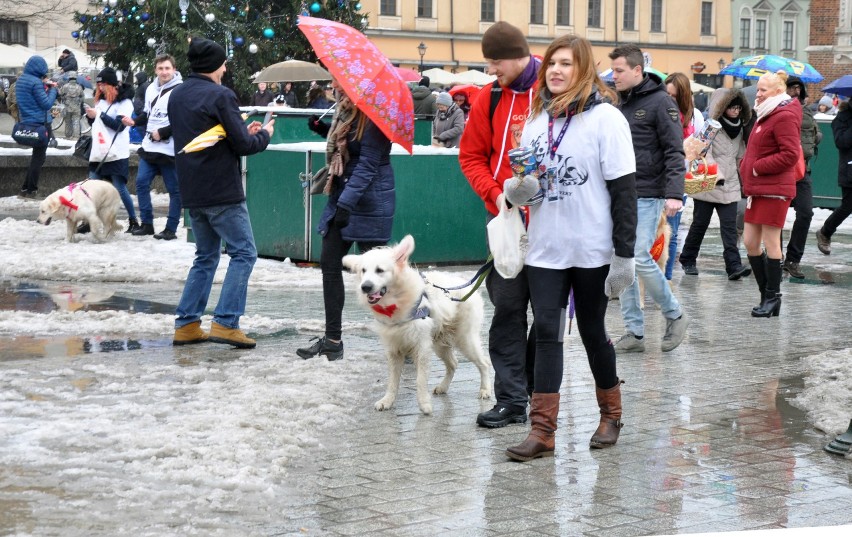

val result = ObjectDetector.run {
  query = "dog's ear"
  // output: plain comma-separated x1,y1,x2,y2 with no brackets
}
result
44,198,60,214
393,235,415,267
341,254,360,273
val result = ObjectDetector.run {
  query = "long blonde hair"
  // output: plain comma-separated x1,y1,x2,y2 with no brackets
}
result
531,34,617,117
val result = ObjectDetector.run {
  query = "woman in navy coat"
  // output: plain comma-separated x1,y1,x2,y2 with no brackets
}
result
297,78,396,361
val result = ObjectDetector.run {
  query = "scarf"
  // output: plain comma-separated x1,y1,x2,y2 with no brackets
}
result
720,116,742,139
508,56,540,93
754,93,791,121
324,94,356,194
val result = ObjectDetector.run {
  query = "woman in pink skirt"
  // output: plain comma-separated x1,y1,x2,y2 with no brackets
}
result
740,70,802,317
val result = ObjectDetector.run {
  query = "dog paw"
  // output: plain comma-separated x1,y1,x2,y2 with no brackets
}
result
374,398,394,411
432,383,449,395
419,403,433,415
478,389,492,400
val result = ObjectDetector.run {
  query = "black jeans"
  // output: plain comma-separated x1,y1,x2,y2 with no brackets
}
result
320,221,384,341
823,186,852,239
22,141,49,193
783,175,813,263
526,265,617,394
680,199,743,274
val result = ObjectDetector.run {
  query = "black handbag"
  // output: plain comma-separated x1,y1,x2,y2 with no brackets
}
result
12,122,49,148
73,135,92,161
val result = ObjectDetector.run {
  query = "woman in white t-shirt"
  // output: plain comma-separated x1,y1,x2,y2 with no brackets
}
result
502,35,637,461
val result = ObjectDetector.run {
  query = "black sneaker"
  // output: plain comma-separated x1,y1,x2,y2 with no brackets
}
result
682,264,699,276
297,336,343,361
476,404,527,428
154,229,177,241
727,266,752,281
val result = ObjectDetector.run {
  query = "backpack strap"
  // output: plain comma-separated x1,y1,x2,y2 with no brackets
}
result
488,81,502,123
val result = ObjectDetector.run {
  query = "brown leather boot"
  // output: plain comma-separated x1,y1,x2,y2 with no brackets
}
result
506,392,560,462
590,379,624,449
173,321,208,346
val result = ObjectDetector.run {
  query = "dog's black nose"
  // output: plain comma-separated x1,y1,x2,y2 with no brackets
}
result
360,282,374,294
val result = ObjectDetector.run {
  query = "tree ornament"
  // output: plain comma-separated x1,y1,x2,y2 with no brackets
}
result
139,23,145,29
108,17,115,23
179,0,189,23
141,13,149,21
103,7,110,14
137,0,146,5
108,0,117,6
310,2,321,13
229,5,236,13
205,13,215,23
147,38,156,47
234,37,244,46
118,17,124,22
80,15,87,22
355,2,361,10
248,43,258,54
263,28,274,39
71,31,80,38
131,6,137,12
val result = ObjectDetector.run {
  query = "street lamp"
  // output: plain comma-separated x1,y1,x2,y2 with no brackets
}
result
718,58,726,71
417,42,427,73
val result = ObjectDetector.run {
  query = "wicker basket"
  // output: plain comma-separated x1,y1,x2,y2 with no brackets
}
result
684,157,718,196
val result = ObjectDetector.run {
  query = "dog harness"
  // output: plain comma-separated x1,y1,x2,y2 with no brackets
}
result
372,291,431,325
59,181,92,215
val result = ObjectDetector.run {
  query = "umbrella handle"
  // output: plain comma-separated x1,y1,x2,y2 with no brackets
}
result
316,101,337,121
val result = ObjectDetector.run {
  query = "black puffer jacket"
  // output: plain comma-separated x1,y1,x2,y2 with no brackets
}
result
617,73,685,199
833,103,852,189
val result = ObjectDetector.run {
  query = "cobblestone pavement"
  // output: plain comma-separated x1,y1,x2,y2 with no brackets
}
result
261,239,852,537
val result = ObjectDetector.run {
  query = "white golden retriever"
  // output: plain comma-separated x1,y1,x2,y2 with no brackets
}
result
342,235,492,415
37,180,122,242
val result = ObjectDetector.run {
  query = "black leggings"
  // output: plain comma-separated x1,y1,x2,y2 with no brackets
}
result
320,221,385,341
526,265,618,393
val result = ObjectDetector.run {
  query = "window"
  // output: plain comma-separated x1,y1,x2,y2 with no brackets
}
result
700,2,712,35
556,0,570,25
740,18,751,49
417,0,432,18
783,20,794,50
530,0,544,24
755,19,767,49
651,0,663,32
481,0,495,22
588,0,601,27
623,0,636,30
0,19,28,46
380,0,396,16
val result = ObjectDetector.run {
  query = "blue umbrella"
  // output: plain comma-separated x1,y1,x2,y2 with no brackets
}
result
720,55,823,83
822,75,852,98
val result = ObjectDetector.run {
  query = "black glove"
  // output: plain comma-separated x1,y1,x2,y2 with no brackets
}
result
307,115,330,138
333,207,350,229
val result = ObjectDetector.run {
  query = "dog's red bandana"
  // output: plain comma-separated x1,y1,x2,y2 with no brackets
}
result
59,195,79,212
372,304,398,318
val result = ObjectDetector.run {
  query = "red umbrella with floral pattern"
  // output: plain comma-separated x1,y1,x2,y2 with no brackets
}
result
298,16,415,154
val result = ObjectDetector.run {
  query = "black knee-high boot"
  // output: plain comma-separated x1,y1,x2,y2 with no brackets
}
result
752,257,782,318
747,253,767,314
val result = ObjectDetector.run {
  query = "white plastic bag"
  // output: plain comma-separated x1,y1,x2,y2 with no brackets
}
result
487,198,528,279
89,114,115,162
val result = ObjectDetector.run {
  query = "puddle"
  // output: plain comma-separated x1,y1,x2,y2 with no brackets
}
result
0,335,173,361
0,282,176,315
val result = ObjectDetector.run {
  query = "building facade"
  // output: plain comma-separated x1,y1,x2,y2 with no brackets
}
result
0,0,87,51
731,0,812,61
807,0,851,98
361,0,734,84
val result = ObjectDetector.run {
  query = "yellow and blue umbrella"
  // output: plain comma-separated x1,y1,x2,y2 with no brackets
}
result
177,113,251,154
720,55,823,83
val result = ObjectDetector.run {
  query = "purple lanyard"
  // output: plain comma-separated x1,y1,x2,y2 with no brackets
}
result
547,111,575,162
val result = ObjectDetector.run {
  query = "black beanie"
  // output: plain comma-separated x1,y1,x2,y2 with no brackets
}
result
787,75,808,99
419,76,430,87
187,37,227,73
481,21,530,60
96,67,119,86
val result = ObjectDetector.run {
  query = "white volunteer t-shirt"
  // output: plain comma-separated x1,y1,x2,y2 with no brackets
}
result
520,102,635,269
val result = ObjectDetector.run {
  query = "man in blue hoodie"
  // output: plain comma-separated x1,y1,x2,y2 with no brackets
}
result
16,56,58,197
168,38,274,349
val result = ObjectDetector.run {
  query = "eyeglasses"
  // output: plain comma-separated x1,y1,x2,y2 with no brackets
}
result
727,105,742,110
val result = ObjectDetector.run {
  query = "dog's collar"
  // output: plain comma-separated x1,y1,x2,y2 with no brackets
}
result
373,292,430,325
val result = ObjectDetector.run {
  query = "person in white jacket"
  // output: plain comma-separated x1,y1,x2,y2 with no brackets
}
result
128,54,183,240
84,67,140,233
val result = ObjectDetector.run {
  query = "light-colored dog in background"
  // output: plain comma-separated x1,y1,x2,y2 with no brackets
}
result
638,211,672,308
37,180,122,242
342,234,492,415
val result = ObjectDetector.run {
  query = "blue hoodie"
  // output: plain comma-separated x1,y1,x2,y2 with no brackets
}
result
16,56,57,125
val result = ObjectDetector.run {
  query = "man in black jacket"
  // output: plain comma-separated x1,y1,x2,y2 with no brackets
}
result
58,49,77,74
609,44,689,354
168,37,274,349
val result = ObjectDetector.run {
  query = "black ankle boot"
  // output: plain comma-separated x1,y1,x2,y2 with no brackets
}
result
132,223,155,236
126,219,141,234
747,253,767,314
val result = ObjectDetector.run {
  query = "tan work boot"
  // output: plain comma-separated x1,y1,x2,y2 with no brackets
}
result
173,321,208,346
209,321,256,349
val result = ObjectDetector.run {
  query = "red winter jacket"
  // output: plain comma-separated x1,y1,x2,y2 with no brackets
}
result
740,98,801,199
459,81,537,216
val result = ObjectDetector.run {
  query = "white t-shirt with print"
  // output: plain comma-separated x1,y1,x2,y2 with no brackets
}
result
91,97,133,163
520,102,635,269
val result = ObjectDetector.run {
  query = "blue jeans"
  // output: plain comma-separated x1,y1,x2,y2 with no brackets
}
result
664,195,688,280
136,158,182,232
89,169,137,222
619,198,683,337
175,202,257,329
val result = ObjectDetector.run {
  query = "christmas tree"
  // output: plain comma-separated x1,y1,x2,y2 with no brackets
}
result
72,0,367,102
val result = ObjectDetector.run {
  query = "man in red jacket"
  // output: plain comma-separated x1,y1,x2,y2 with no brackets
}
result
459,22,540,428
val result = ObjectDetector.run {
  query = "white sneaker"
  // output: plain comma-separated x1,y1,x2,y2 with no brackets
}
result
614,333,645,354
661,312,689,352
